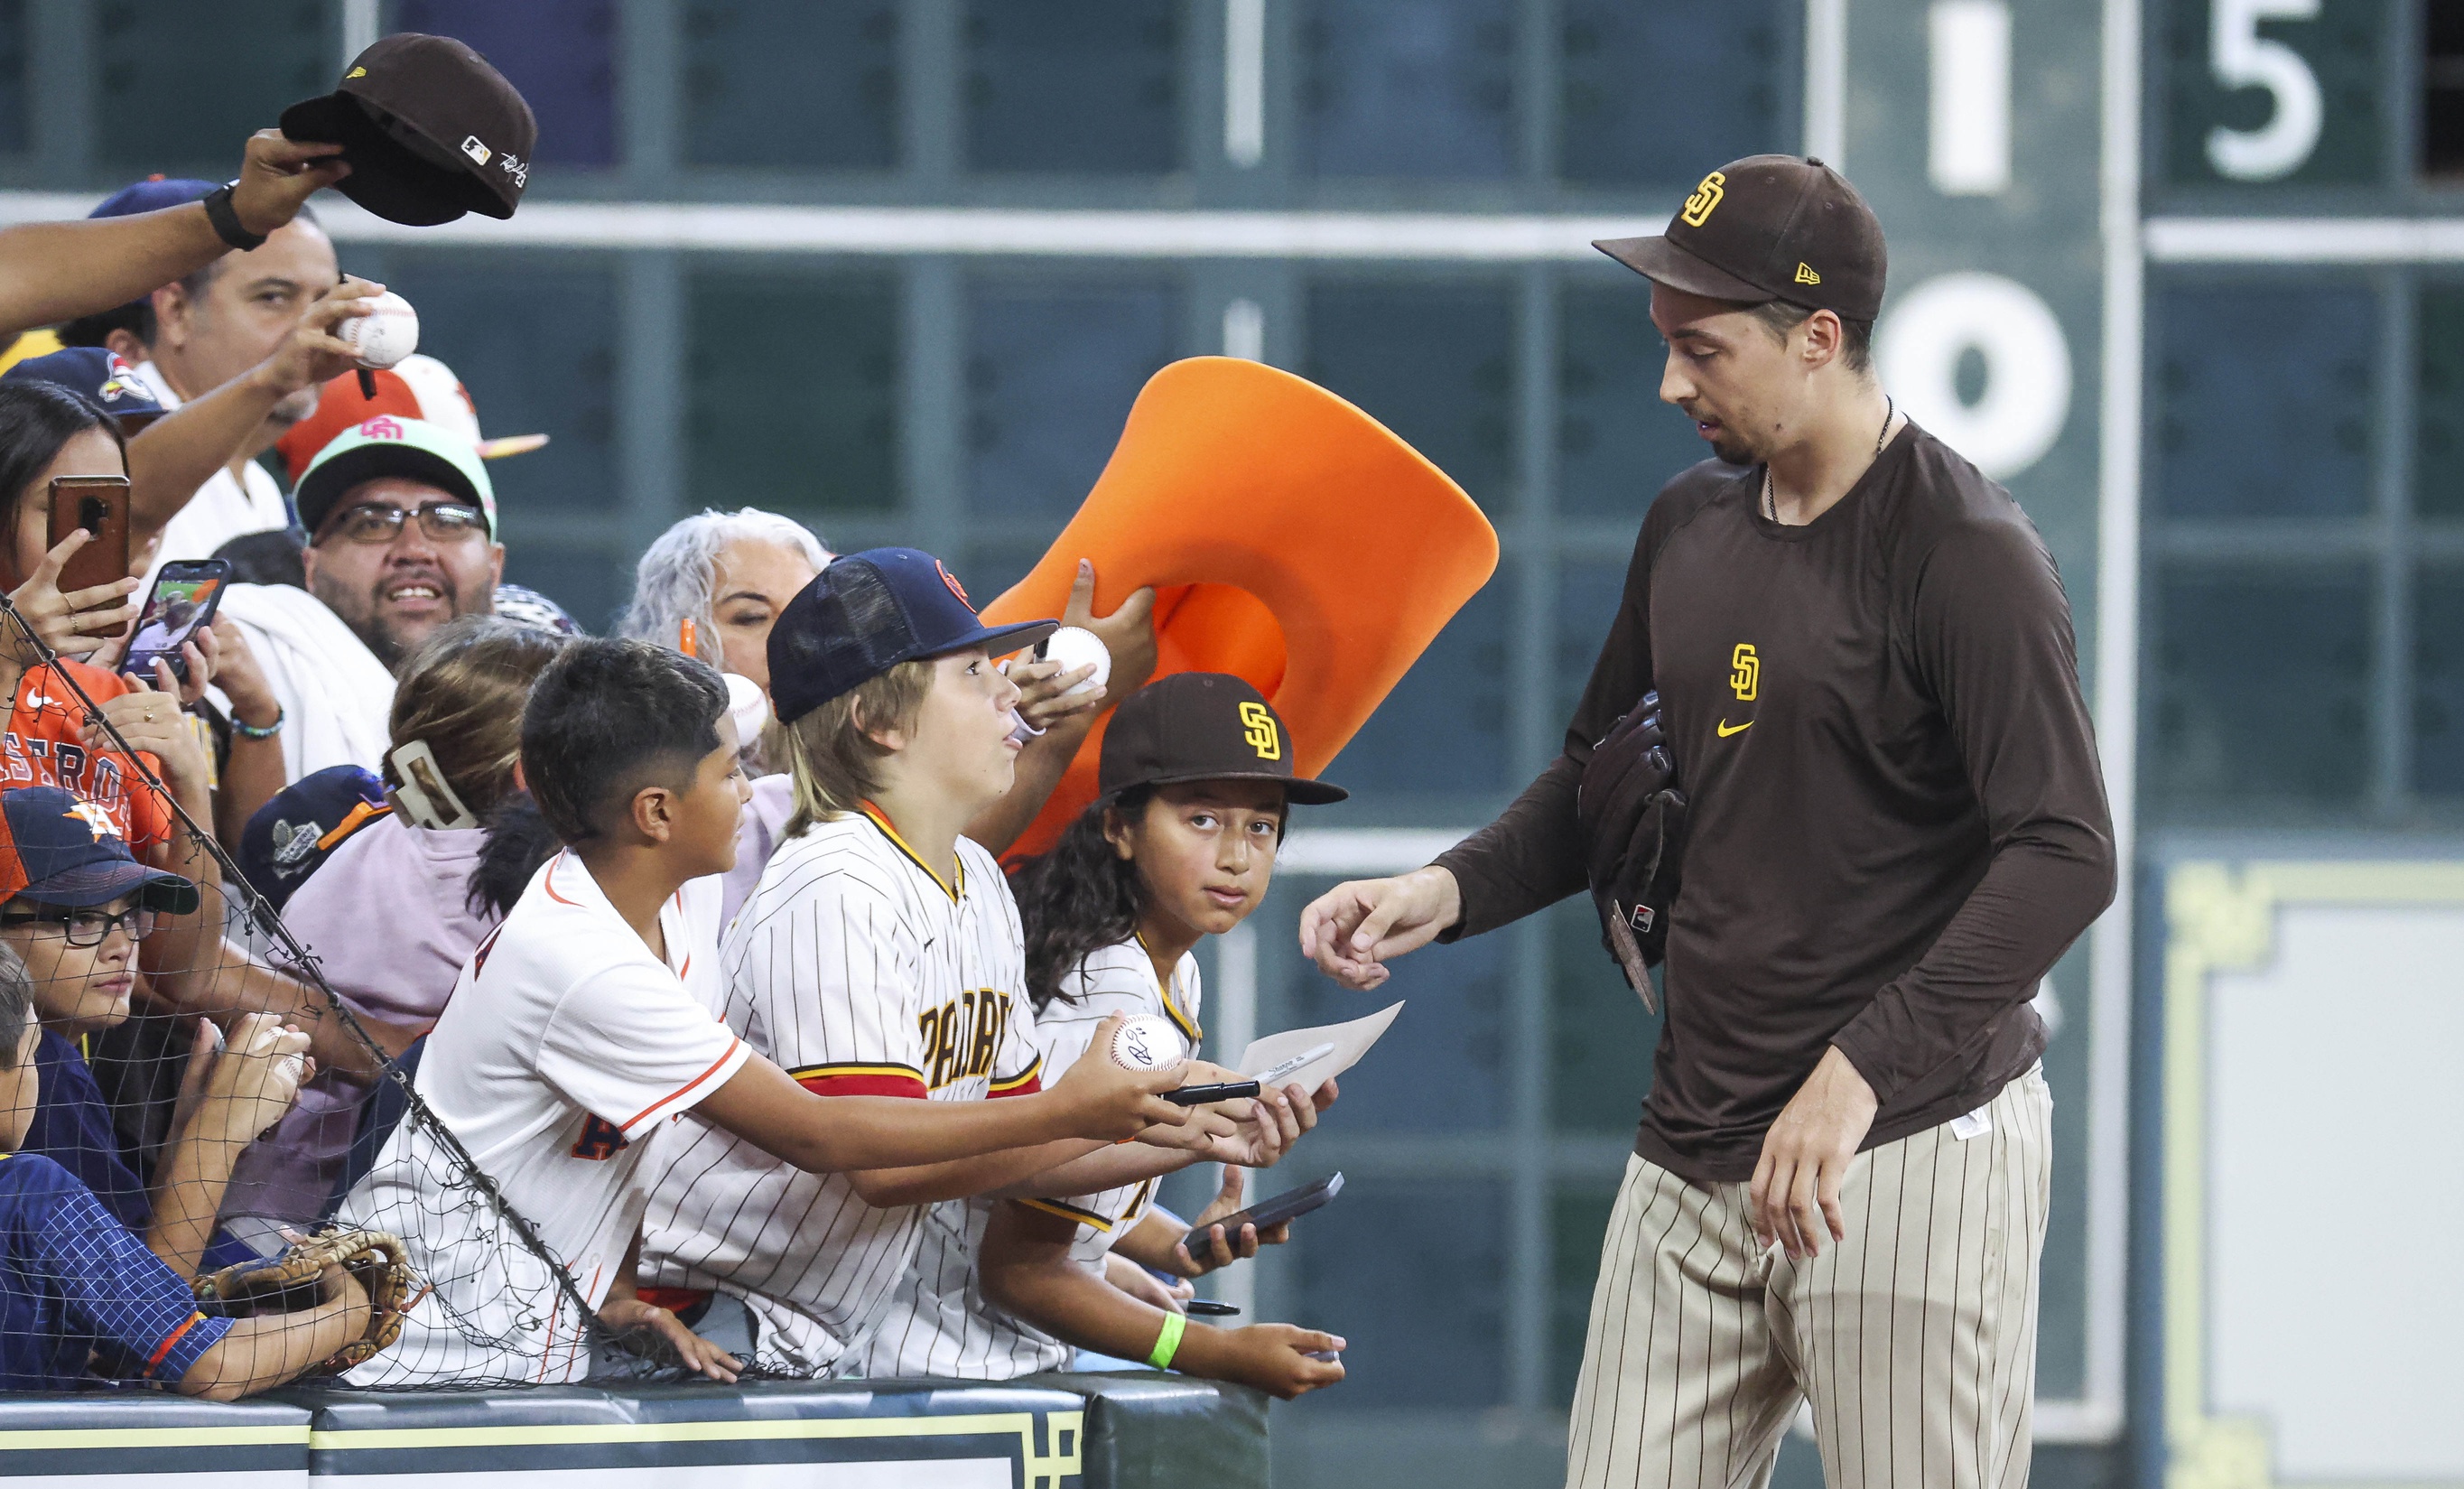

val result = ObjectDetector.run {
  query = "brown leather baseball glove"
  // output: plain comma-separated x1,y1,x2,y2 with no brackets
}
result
193,1226,420,1374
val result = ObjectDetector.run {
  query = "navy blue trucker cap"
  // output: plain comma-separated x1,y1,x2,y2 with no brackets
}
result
767,547,1058,725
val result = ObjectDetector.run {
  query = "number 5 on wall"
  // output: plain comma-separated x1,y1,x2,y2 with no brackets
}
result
2207,0,2324,180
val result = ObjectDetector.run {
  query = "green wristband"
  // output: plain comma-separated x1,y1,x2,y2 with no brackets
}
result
1146,1310,1186,1371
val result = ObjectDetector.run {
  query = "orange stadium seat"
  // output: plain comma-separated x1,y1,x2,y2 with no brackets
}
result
981,355,1499,859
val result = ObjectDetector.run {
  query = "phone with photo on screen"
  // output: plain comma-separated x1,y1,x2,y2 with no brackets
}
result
121,560,231,685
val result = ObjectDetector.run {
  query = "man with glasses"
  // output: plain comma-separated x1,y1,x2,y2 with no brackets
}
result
213,416,505,784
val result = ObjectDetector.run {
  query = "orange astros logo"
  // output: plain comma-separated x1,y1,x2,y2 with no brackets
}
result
935,560,971,606
61,800,117,842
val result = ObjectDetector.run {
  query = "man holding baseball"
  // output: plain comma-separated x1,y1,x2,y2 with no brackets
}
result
1299,155,2114,1486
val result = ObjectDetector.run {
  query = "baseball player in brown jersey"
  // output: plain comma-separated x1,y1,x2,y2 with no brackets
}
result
1299,156,2115,1487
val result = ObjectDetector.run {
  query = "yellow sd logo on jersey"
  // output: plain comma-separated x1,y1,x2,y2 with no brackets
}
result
1729,643,1759,701
1238,700,1281,760
1681,171,1726,228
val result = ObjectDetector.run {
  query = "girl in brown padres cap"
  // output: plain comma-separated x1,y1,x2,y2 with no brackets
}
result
974,671,1349,1397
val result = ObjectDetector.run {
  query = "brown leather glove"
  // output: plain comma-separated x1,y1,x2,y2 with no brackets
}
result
1576,691,1687,1013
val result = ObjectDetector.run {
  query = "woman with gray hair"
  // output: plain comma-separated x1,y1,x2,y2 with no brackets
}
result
618,507,832,703
618,508,832,925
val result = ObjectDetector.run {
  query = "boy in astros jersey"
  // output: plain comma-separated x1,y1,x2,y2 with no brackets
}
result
339,637,1188,1387
638,549,1284,1375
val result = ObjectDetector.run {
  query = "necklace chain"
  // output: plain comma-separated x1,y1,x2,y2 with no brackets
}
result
1762,396,1894,522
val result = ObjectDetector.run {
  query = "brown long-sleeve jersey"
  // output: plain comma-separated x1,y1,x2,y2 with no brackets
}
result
1435,425,2115,1183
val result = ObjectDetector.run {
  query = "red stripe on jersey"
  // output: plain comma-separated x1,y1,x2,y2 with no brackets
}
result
635,1285,710,1313
618,1038,741,1133
988,1075,1041,1098
543,852,580,906
799,1072,928,1099
144,1311,206,1373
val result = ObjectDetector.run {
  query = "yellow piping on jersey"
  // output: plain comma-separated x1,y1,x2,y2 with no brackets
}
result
1017,1195,1115,1232
988,1056,1043,1094
787,1061,925,1083
858,800,962,901
1133,934,1204,1046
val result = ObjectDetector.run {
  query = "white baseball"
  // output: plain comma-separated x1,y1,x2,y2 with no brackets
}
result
1107,1013,1186,1073
723,672,770,749
1041,625,1111,700
341,291,420,370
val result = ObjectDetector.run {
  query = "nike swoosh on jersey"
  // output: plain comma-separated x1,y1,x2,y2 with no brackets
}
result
1717,719,1753,737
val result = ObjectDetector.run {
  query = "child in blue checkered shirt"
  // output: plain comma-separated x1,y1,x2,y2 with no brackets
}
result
0,945,370,1395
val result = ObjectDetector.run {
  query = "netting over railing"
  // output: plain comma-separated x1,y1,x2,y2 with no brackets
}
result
0,594,677,1391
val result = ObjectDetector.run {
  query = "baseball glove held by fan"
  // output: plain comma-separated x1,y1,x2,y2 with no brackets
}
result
1576,691,1688,1014
193,1226,420,1374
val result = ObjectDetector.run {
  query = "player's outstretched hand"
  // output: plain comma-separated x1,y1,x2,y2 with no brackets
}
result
1050,1015,1190,1140
599,1296,742,1383
1204,1324,1346,1399
1298,866,1463,990
1748,1046,1878,1261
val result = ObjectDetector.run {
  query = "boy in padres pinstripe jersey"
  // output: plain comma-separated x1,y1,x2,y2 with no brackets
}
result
863,674,1345,1391
639,550,1256,1376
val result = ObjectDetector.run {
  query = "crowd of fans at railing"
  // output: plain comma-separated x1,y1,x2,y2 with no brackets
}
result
0,127,1348,1401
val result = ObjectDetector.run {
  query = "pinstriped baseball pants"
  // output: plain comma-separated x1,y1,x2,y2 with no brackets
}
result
1564,1066,2052,1489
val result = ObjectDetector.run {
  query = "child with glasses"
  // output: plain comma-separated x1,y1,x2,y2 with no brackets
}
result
0,939,371,1395
0,784,313,1282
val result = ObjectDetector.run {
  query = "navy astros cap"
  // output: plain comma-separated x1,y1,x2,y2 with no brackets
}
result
239,766,389,912
768,547,1058,725
0,786,200,914
1,349,168,433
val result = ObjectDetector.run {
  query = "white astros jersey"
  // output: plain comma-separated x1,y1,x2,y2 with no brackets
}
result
339,855,744,1387
638,804,1042,1375
860,936,1200,1380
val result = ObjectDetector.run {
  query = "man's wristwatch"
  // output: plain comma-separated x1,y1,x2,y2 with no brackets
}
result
200,181,266,253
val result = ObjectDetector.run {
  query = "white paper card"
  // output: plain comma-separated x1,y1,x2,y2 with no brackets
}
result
1949,1108,1993,1141
1234,1001,1404,1093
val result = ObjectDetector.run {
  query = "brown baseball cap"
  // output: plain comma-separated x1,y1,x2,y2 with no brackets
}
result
1099,673,1347,805
281,33,535,226
1594,154,1887,323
